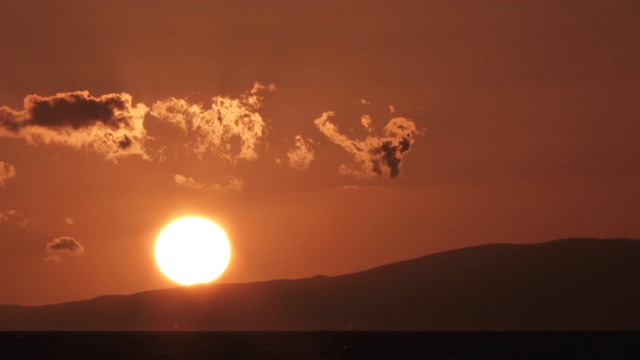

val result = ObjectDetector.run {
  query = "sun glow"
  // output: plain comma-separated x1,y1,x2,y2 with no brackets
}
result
155,217,231,286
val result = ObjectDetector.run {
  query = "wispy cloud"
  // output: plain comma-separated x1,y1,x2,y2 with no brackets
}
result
314,112,423,179
360,115,373,132
287,135,314,170
44,236,85,263
0,209,16,224
0,209,33,227
210,176,244,192
151,82,274,162
174,174,207,190
174,174,244,192
0,91,148,161
0,161,16,186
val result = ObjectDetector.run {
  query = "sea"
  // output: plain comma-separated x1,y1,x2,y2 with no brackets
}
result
1,331,639,359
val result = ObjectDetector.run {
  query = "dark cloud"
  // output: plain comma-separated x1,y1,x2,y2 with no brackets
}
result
375,123,414,178
0,107,21,132
44,236,85,263
0,91,148,161
24,92,130,130
314,112,424,179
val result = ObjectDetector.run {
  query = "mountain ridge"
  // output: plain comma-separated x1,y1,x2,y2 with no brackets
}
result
1,238,639,330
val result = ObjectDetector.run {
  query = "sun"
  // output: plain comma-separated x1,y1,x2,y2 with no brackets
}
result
155,217,231,286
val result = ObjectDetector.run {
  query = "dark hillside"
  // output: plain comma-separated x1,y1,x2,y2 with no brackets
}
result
1,238,638,330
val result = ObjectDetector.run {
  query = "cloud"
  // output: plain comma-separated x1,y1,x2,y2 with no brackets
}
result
340,185,360,190
0,209,13,224
174,174,244,192
360,115,373,132
314,112,423,179
287,135,314,170
211,176,244,192
0,161,16,186
44,236,85,263
0,91,148,161
173,174,207,190
0,209,33,227
151,82,274,162
65,217,74,225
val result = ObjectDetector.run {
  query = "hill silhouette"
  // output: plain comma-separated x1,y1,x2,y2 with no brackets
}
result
1,238,639,330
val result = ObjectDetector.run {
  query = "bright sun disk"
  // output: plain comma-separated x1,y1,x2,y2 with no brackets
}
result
155,217,231,286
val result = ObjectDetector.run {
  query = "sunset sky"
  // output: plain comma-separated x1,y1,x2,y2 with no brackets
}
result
1,0,639,306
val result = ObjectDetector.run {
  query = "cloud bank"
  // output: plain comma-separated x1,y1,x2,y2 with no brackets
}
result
0,161,16,186
0,91,148,161
287,135,314,170
0,83,276,166
44,236,85,263
314,112,423,178
0,86,426,186
151,82,274,162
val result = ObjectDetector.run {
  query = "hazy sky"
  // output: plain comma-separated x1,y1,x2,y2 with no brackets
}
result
1,0,639,305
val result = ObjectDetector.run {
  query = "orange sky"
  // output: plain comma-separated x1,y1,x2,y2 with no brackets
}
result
1,0,639,305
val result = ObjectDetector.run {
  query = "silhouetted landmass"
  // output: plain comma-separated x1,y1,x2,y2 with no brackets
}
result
1,238,639,330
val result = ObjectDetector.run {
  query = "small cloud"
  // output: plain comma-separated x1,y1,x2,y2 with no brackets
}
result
0,209,33,226
254,82,277,93
65,217,75,225
0,91,148,161
359,99,371,106
174,174,207,190
211,176,244,192
0,161,16,187
389,105,395,114
151,82,274,162
314,112,424,179
360,115,373,132
174,174,244,192
340,185,360,190
287,135,314,170
44,236,85,263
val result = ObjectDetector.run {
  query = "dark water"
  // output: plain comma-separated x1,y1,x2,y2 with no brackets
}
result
1,331,639,359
